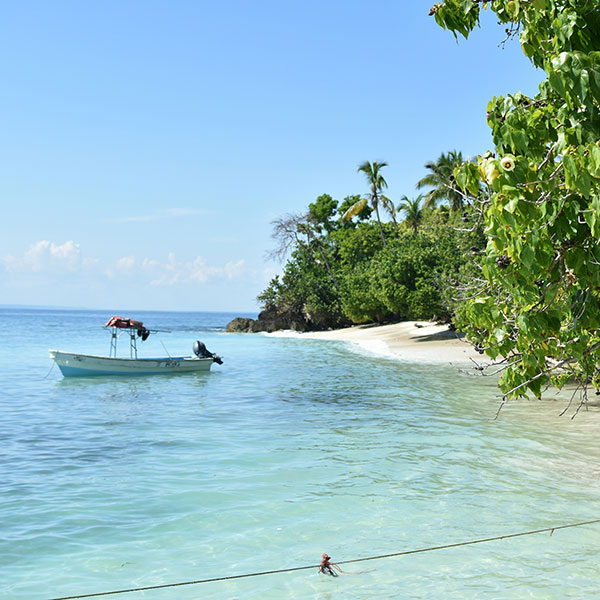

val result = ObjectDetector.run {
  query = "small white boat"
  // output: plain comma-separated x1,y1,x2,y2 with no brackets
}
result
49,316,223,377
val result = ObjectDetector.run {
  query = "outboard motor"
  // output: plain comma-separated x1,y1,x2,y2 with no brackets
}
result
193,340,223,365
136,327,150,341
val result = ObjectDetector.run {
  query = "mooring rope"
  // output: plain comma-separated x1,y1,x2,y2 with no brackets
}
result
43,361,56,379
47,518,600,600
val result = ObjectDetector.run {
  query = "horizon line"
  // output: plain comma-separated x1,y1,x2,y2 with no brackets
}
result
0,303,258,314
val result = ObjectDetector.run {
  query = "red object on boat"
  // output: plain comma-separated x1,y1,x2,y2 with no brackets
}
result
105,316,145,329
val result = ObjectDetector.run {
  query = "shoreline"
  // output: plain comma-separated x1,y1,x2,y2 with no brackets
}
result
294,322,600,412
294,320,485,365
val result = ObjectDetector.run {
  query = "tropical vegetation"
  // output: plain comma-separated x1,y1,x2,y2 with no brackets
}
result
260,0,600,409
260,168,483,330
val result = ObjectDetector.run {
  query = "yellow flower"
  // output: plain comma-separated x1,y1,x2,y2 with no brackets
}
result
478,156,500,184
500,155,516,171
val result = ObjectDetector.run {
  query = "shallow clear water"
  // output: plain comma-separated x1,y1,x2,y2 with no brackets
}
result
2,308,600,599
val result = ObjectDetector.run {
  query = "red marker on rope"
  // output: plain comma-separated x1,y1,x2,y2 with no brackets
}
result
319,553,341,577
319,553,376,576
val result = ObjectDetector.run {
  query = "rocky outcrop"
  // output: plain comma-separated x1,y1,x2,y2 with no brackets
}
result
225,317,257,333
226,306,310,333
226,302,353,333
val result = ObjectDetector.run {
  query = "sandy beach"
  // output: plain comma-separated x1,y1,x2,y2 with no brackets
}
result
299,320,484,364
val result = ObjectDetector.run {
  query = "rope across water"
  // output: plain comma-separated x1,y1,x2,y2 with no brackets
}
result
47,518,600,600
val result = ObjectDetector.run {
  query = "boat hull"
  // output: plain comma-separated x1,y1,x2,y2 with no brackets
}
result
49,350,215,377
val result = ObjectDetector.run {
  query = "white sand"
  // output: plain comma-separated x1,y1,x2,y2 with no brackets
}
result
298,321,484,364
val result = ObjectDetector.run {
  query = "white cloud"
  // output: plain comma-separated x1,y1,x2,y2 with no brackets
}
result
3,240,82,273
141,253,246,286
2,241,249,306
116,256,135,270
105,255,136,278
223,260,245,280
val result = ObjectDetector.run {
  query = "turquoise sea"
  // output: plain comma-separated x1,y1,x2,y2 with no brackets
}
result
2,308,600,599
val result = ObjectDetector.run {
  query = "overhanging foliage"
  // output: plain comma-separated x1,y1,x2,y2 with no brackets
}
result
434,0,600,411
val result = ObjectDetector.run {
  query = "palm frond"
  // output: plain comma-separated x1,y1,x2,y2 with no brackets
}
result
357,160,374,176
380,194,397,220
358,160,388,190
341,197,368,221
416,150,467,212
415,174,439,189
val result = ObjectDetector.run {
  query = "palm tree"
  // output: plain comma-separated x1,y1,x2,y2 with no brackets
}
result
356,160,396,245
397,194,425,233
416,150,465,212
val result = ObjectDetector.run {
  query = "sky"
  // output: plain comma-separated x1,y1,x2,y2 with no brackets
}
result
0,1,544,313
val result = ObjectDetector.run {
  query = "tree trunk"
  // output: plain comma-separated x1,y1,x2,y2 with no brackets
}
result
374,200,387,246
305,229,341,291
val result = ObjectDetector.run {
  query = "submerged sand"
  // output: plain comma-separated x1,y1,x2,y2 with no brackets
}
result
299,321,484,364
293,321,600,416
